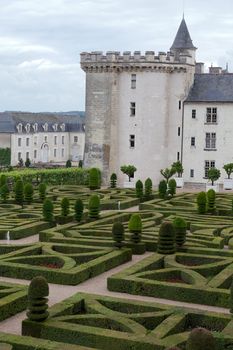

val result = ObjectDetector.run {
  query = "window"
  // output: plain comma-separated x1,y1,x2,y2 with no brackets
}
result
60,123,65,132
131,74,136,89
205,133,216,149
43,123,48,132
34,150,37,159
130,102,136,116
18,152,21,161
54,136,57,145
25,123,30,133
206,107,217,123
74,136,78,143
26,152,29,160
191,137,195,146
44,136,48,143
26,138,30,147
204,160,215,178
34,136,37,145
129,134,135,148
54,149,57,157
62,148,64,157
33,123,38,132
177,152,180,161
178,127,181,136
62,136,65,145
192,109,196,119
17,123,22,133
190,169,194,178
53,123,58,131
18,138,21,147
179,100,181,110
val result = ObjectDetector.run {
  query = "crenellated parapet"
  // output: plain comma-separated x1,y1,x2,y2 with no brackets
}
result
80,50,194,73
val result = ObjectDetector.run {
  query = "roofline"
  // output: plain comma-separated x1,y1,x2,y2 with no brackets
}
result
184,100,233,104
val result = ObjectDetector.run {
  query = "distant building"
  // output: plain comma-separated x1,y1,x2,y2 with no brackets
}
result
0,111,85,166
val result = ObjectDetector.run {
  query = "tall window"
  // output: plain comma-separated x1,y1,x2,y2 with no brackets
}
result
34,150,37,159
26,151,29,160
129,135,135,148
179,100,181,110
54,136,57,145
62,148,64,157
54,149,57,157
62,136,65,145
204,160,215,178
131,74,136,89
178,127,181,136
18,152,21,161
44,136,48,143
190,169,194,178
192,109,196,119
130,102,136,116
34,136,37,145
74,136,78,143
18,138,21,147
26,138,30,147
177,152,180,161
191,137,195,146
205,133,216,149
206,107,217,123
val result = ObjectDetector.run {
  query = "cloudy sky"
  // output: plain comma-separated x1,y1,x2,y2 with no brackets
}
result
0,0,233,112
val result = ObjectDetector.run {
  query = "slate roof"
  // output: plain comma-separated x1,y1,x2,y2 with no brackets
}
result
185,74,233,103
0,111,85,133
171,18,196,50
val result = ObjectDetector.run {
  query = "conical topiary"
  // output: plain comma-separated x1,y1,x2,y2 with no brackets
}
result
128,214,142,243
159,180,167,199
168,178,176,197
38,183,47,202
157,221,176,254
135,180,143,201
89,168,101,190
24,183,34,204
74,198,84,222
61,197,70,217
42,199,54,223
88,194,100,219
27,276,49,322
186,327,216,350
207,189,216,214
110,173,117,188
173,217,187,246
0,184,9,202
196,192,206,214
14,179,24,206
112,221,125,248
144,178,153,200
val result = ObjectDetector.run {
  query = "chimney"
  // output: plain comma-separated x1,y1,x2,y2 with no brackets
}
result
195,62,204,74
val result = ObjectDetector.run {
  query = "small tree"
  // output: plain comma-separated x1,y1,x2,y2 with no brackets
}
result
160,167,176,184
172,161,184,178
186,327,216,350
38,183,47,202
157,222,176,254
144,178,153,200
207,189,216,214
61,197,70,217
74,198,84,222
223,163,233,179
110,173,117,188
88,194,100,219
89,168,101,190
24,183,34,204
0,184,9,202
120,165,137,182
27,276,49,322
168,178,176,196
66,159,72,168
0,174,7,187
43,199,54,222
158,180,167,199
14,179,24,206
197,192,207,214
25,158,31,168
207,167,220,186
128,214,142,243
112,221,125,248
173,217,187,246
135,180,143,201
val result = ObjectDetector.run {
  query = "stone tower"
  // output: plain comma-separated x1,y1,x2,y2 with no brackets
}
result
81,18,196,185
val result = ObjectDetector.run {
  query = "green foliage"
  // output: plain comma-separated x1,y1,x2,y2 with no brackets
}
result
172,161,183,177
66,159,72,168
173,217,187,246
223,163,233,179
159,180,167,199
128,214,142,243
207,167,221,185
160,167,176,183
61,197,70,217
144,178,153,200
168,178,176,196
135,180,143,201
197,192,207,214
25,158,31,168
27,276,49,322
120,165,137,182
89,168,101,190
88,194,100,219
43,199,54,223
110,173,117,188
14,179,24,205
0,174,7,187
38,183,47,202
78,160,83,168
18,158,24,167
186,327,216,350
207,189,216,213
24,183,34,204
0,148,11,166
0,184,9,202
157,221,176,254
112,222,125,248
74,198,84,222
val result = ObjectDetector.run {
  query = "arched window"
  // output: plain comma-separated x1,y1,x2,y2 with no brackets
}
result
33,123,38,132
17,123,22,133
53,123,58,131
25,123,31,133
43,123,48,132
60,123,65,132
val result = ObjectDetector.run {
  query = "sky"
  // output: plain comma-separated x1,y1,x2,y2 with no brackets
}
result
0,0,233,112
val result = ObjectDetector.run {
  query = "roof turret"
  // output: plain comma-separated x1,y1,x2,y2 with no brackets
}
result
171,18,196,51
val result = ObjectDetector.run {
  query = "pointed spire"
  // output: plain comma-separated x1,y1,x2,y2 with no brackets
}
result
170,18,196,51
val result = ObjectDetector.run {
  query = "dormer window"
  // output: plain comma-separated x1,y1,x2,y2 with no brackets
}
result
17,123,22,133
43,123,48,132
33,123,38,132
53,123,58,131
60,123,65,132
25,123,30,133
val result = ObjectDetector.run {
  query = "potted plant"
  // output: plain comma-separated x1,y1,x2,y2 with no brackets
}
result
172,161,184,188
120,165,137,188
223,163,233,190
206,167,221,192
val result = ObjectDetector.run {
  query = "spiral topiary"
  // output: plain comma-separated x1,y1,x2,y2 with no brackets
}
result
135,180,143,201
61,197,70,217
24,183,34,204
27,276,49,322
14,179,24,206
88,194,100,219
196,191,207,214
186,327,216,350
89,168,101,190
207,189,216,214
38,183,47,202
173,217,187,246
110,173,117,188
144,178,153,200
74,198,84,222
157,221,176,254
159,180,167,199
128,214,142,243
168,178,176,196
42,199,54,223
112,221,125,248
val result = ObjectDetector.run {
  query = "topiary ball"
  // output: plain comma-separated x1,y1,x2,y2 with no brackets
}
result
186,327,216,350
28,276,49,299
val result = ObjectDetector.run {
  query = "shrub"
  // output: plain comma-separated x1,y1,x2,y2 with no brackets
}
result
89,168,101,190
207,167,220,185
78,160,83,168
27,276,49,322
197,192,207,214
112,222,125,248
61,197,70,217
120,165,137,182
128,214,142,243
186,327,216,350
38,183,47,202
0,184,9,202
230,278,233,314
0,174,7,187
24,183,34,204
160,167,176,183
66,159,72,168
18,158,24,167
172,161,183,177
159,180,167,199
110,173,117,188
88,194,100,219
223,163,233,179
14,179,24,206
207,189,216,213
173,217,187,246
144,178,153,200
135,180,143,201
168,178,176,196
74,198,84,222
157,221,176,254
25,158,31,168
43,199,54,222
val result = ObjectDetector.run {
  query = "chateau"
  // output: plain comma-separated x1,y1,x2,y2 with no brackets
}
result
81,18,233,186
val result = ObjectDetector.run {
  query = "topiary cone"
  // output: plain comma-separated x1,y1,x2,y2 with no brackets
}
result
27,276,49,322
157,221,176,254
128,214,142,243
112,221,125,248
186,327,216,350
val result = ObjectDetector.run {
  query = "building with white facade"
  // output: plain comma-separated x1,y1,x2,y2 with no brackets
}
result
0,111,85,166
81,17,233,186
